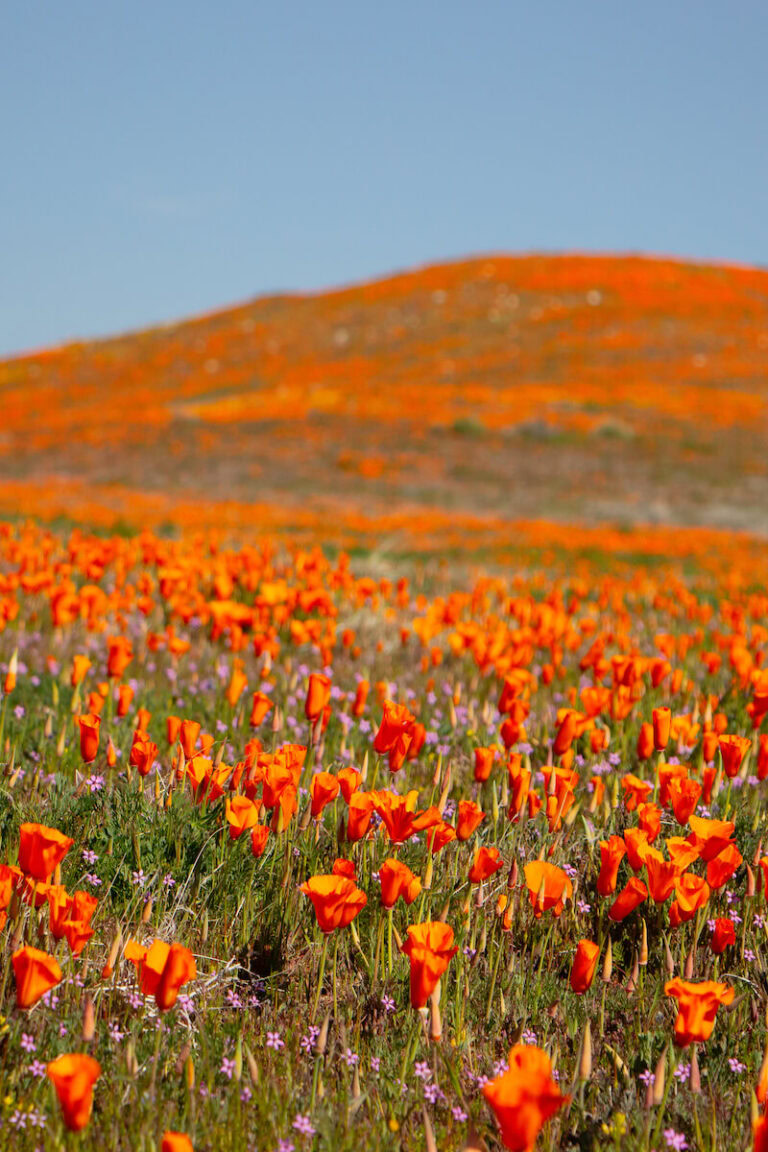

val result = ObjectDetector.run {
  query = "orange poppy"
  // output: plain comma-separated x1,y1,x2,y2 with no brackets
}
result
47,1053,101,1131
652,707,671,750
524,861,572,918
13,945,63,1008
710,918,735,955
310,771,340,818
300,875,367,933
250,691,273,727
225,795,261,839
483,1043,568,1151
373,700,416,754
305,672,331,722
456,799,486,841
670,872,710,925
250,824,269,857
596,835,626,896
18,823,74,882
664,978,734,1046
162,1135,194,1152
78,713,101,764
474,747,496,782
469,846,504,884
379,859,421,908
126,939,197,1010
570,939,600,994
608,877,647,921
400,921,458,1008
719,734,751,778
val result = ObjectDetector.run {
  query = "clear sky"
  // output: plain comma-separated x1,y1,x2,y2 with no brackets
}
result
2,1,767,355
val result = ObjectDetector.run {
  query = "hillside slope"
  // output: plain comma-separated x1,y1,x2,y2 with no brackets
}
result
2,254,767,553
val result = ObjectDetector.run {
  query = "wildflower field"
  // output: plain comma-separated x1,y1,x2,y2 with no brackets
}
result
1,256,768,1151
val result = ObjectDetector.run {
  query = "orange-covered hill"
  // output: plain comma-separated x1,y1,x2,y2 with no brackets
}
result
1,254,767,556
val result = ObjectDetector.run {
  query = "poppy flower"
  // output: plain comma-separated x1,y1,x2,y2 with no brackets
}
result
374,789,420,843
300,875,367,933
179,719,201,759
596,835,626,896
552,710,577,756
624,828,652,872
225,795,260,839
117,683,134,717
346,791,376,842
331,858,356,879
13,945,63,1008
456,799,486,841
570,939,600,994
638,802,662,842
70,654,91,687
351,679,369,717
668,777,702,825
373,700,416,754
106,636,133,679
337,765,362,803
400,921,458,1008
483,1043,568,1151
670,872,710,924
621,774,652,812
664,978,734,1046
427,821,457,854
162,1135,194,1152
710,917,736,955
250,824,269,857
129,731,158,776
250,691,273,727
226,663,248,707
687,815,735,863
719,734,751,778
18,823,74,882
166,715,182,745
665,837,700,871
652,707,671,750
637,721,654,760
78,713,100,764
379,859,421,908
645,852,679,904
706,843,743,889
474,747,496,782
305,673,331,722
310,771,340,818
524,861,572,918
608,877,647,921
469,846,504,884
127,939,197,1010
46,1053,101,1131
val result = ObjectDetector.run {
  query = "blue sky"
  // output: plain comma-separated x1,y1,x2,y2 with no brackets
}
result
2,1,767,354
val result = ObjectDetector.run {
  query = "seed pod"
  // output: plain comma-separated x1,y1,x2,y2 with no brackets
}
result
82,996,96,1043
244,1043,259,1086
602,937,613,983
423,1108,438,1152
652,1046,667,1106
430,990,442,1043
578,1019,592,1081
690,1045,701,1094
175,1043,191,1077
314,1014,330,1057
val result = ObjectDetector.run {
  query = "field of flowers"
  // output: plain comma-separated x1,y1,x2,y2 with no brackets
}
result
1,518,767,1151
